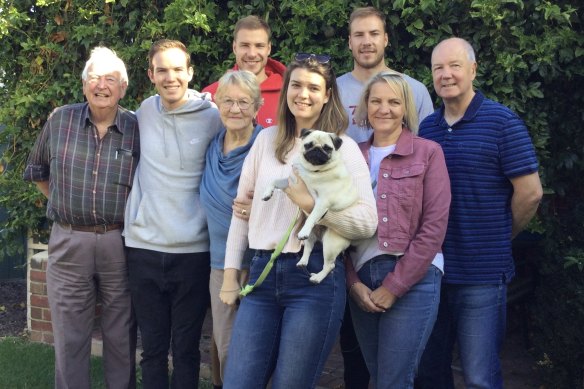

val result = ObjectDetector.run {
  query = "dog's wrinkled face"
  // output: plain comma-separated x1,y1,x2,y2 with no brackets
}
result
300,128,343,166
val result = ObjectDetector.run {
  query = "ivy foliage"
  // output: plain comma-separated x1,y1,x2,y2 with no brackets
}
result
0,0,583,386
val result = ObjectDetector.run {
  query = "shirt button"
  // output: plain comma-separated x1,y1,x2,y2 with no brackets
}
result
383,173,389,178
382,217,388,222
93,190,96,194
447,128,453,132
380,194,387,199
93,171,97,175
383,242,389,247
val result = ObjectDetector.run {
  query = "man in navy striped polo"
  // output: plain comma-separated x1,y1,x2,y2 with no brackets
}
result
415,37,543,389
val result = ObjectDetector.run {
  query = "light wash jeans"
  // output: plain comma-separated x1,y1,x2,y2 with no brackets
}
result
415,283,507,389
223,244,345,389
350,255,441,389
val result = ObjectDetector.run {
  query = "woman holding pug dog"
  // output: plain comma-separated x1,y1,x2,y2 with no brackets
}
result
200,70,263,381
220,54,377,389
347,71,451,389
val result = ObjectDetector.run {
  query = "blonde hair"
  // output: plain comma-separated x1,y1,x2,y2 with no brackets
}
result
274,56,348,163
215,70,263,112
349,6,386,34
354,71,419,135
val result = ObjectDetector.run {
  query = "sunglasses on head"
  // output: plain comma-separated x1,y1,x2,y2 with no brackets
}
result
294,53,331,64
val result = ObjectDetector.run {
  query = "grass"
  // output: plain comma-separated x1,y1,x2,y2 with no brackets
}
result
0,336,213,388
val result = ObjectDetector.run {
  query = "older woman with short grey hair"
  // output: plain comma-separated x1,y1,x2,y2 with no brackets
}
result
200,70,263,380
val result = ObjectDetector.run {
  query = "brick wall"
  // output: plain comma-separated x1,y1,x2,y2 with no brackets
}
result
27,250,53,344
26,233,102,347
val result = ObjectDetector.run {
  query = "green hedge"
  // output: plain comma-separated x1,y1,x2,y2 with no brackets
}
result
1,1,583,386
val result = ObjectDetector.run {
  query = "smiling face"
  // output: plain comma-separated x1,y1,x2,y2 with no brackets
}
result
217,84,257,134
367,81,404,144
148,47,193,111
349,15,388,70
83,64,127,114
286,68,330,131
233,28,271,82
431,38,477,104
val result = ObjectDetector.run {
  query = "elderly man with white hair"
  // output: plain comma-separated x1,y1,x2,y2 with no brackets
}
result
24,46,139,389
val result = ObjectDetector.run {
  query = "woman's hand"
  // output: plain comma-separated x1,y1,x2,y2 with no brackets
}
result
220,268,241,306
349,282,385,313
233,190,253,220
370,286,397,311
284,168,314,213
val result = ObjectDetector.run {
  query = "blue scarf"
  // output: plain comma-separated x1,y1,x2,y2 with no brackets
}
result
200,124,262,268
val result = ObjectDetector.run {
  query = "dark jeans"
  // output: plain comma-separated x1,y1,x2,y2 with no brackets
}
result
127,248,210,389
340,301,370,389
223,246,345,389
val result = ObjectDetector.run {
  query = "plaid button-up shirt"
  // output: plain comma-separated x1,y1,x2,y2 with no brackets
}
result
24,103,139,226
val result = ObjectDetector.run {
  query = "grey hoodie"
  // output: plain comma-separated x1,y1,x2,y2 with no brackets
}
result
124,90,221,253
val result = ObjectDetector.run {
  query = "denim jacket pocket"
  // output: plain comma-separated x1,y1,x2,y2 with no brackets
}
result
389,163,425,198
385,163,425,235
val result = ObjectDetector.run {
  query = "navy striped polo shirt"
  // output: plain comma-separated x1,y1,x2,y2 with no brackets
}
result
420,91,539,285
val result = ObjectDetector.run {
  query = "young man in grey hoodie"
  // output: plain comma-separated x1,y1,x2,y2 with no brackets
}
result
124,39,221,388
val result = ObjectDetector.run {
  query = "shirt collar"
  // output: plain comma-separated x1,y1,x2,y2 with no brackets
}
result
362,127,415,157
434,90,485,126
83,102,124,134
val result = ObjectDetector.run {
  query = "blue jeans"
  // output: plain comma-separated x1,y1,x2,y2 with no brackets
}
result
415,283,506,389
223,245,345,389
350,256,441,389
127,248,210,389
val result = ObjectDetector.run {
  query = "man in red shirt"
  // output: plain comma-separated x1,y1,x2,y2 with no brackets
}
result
203,15,286,128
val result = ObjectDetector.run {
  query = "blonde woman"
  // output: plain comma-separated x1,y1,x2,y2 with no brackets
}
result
347,71,451,388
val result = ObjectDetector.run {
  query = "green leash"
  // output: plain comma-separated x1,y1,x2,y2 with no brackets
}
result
240,208,300,296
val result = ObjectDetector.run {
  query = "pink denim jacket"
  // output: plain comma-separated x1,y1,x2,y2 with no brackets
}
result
347,129,451,297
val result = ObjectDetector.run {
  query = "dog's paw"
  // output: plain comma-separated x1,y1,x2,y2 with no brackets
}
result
296,257,309,268
261,188,274,201
309,272,326,284
297,227,311,240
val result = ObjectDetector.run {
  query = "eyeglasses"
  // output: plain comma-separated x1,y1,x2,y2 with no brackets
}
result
294,53,331,65
220,98,252,111
87,74,121,86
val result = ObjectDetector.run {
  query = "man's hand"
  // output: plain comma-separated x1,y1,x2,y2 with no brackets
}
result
233,190,254,220
510,172,543,239
34,181,49,198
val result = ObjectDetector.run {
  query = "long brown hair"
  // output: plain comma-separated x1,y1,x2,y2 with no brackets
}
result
275,56,348,163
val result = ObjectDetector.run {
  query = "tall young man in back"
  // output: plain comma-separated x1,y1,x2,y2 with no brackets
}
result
336,7,435,388
124,39,221,388
338,6,434,143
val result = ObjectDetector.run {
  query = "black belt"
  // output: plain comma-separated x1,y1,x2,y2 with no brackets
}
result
371,254,404,261
59,222,122,234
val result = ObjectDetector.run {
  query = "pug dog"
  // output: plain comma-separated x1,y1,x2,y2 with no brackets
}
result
262,128,358,283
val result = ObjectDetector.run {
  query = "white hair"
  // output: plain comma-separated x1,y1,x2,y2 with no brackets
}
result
81,46,129,85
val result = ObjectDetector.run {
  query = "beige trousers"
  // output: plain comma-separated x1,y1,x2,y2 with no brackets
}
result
209,267,248,380
47,223,136,389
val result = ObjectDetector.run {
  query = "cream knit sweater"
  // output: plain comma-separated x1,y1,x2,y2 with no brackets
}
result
225,126,378,270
